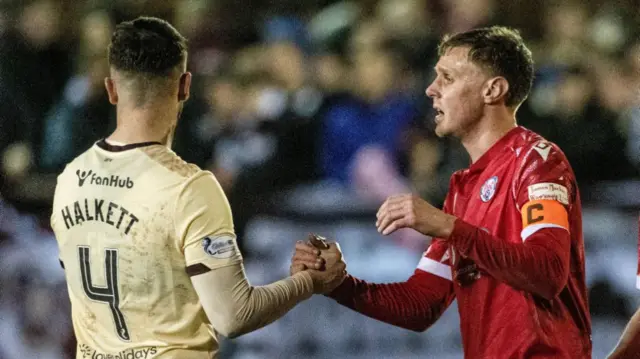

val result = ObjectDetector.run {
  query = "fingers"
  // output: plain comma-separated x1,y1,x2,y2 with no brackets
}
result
376,194,410,220
322,262,349,294
292,251,324,270
376,206,407,233
376,196,411,229
295,241,320,256
380,217,410,235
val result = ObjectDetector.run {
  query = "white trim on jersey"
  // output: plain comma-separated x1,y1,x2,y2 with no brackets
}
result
416,257,452,281
636,275,640,290
521,223,567,241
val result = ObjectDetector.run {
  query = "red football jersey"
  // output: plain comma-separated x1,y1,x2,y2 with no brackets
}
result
436,126,591,357
330,127,591,358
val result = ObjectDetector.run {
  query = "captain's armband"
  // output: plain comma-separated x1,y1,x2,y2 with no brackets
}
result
520,199,569,241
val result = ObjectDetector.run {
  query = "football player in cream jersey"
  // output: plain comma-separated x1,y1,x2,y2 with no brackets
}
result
50,16,346,359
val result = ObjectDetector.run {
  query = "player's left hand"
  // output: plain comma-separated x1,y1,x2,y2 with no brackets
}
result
376,194,457,238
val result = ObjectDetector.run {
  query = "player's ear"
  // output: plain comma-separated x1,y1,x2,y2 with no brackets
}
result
483,76,509,105
178,72,192,102
105,77,118,105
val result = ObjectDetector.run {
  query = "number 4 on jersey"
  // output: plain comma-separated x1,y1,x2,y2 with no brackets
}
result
78,246,131,341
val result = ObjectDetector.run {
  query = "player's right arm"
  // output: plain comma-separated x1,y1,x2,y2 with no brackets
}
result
607,307,640,359
176,172,329,338
606,223,640,359
294,238,456,332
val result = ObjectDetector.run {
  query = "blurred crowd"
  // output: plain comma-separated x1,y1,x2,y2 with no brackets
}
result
1,0,639,358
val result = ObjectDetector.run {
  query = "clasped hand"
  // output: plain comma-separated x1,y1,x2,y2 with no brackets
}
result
290,234,347,294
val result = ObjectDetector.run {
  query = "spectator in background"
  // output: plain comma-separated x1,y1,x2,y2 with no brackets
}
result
522,66,634,185
444,0,497,33
625,41,640,169
536,1,590,69
0,193,72,359
0,0,73,179
39,10,115,172
321,21,419,192
316,22,430,249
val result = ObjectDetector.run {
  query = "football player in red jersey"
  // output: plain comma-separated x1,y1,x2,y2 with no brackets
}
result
607,224,640,358
292,26,592,358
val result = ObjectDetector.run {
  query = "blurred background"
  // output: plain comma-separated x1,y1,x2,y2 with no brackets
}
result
0,0,639,358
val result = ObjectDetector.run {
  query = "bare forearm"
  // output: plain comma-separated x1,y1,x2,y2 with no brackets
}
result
608,307,640,359
328,272,453,332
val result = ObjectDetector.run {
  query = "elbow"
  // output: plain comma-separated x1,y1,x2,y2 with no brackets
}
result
216,323,239,339
400,317,436,333
535,265,569,301
213,308,252,339
527,245,569,301
536,281,565,301
217,305,258,339
224,328,244,339
407,324,430,333
217,322,248,339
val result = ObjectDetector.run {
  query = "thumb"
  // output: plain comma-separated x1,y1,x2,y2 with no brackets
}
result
290,263,306,274
309,233,330,250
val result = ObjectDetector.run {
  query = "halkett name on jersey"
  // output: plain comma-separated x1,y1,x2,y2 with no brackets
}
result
60,198,139,234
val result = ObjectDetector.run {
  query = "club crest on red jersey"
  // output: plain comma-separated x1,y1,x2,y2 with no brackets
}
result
480,176,498,202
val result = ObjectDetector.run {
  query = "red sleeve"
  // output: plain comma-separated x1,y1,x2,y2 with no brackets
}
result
327,240,455,332
449,220,570,300
449,141,574,300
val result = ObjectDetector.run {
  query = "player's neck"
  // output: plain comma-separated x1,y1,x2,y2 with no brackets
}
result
461,109,517,164
108,105,177,146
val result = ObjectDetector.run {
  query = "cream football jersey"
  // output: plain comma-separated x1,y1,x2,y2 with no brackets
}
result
51,140,242,359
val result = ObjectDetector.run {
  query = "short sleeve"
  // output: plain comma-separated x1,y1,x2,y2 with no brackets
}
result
513,141,575,241
175,171,242,270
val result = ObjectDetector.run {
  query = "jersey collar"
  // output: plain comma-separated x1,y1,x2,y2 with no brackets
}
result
467,126,525,173
95,139,162,152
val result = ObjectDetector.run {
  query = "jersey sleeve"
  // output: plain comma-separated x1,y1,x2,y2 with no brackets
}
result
416,186,455,281
416,239,453,281
328,257,455,332
513,140,575,241
50,171,66,266
175,171,242,271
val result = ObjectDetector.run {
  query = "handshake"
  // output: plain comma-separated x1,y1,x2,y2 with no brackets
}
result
289,234,347,295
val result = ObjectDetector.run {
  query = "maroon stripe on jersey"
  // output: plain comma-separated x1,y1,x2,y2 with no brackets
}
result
96,139,162,152
186,263,212,277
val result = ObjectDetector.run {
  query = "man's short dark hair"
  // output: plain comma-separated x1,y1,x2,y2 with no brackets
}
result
438,26,534,108
108,16,187,76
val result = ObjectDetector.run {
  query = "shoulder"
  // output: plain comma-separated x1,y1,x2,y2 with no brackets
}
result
448,169,467,190
138,145,201,179
55,148,94,189
515,129,573,178
511,129,576,207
